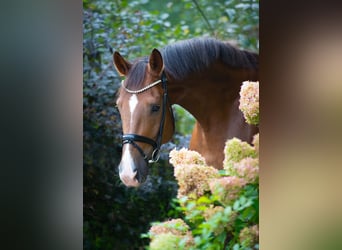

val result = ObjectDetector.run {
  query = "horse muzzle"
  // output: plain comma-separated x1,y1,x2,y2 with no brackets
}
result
118,145,149,187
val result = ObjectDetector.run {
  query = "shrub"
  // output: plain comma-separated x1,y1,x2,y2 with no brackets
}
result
145,81,260,249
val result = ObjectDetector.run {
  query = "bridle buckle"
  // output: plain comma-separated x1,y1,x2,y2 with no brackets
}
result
149,149,160,163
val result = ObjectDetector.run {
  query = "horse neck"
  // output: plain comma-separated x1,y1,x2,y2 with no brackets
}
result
168,63,258,131
167,63,258,168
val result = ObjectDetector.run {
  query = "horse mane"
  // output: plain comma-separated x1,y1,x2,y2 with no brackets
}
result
124,37,258,88
162,38,258,80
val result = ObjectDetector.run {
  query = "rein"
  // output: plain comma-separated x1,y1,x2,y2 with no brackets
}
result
121,72,173,163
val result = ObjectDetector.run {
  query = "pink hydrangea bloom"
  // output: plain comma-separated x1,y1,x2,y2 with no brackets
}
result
169,148,219,199
174,163,219,199
239,224,259,248
149,219,194,249
234,157,259,183
239,81,259,125
149,219,190,238
169,148,206,167
209,176,247,206
223,137,257,171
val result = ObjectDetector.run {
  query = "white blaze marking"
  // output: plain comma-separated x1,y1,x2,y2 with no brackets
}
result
119,94,140,187
129,94,138,128
119,145,139,187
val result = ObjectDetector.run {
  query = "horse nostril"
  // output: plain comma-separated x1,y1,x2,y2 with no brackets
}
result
136,172,144,183
135,165,148,184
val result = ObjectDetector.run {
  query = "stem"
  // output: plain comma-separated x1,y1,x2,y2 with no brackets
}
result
223,231,233,249
191,0,215,35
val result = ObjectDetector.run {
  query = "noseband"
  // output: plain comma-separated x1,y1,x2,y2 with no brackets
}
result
121,72,173,163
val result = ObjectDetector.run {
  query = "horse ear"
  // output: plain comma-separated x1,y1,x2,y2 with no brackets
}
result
149,49,164,75
113,51,132,76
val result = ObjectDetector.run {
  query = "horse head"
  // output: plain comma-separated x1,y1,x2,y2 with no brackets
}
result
113,49,174,187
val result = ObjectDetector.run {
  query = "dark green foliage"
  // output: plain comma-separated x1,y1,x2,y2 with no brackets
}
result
84,163,179,249
83,0,258,249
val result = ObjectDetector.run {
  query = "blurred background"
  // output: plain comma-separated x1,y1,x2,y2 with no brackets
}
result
83,0,258,249
1,0,341,249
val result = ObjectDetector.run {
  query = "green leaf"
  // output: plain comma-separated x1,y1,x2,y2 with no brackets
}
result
233,200,240,210
239,195,247,205
233,243,240,250
160,13,169,19
197,196,212,204
224,206,232,216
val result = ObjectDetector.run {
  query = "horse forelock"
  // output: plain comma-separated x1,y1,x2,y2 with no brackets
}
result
124,57,149,90
161,38,258,80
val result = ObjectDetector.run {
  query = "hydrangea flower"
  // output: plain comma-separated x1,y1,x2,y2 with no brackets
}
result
149,233,182,250
203,205,224,222
149,219,190,238
169,148,219,199
174,163,219,199
233,157,259,184
169,147,206,166
149,219,194,249
209,176,247,206
239,81,259,125
223,137,257,172
239,224,259,248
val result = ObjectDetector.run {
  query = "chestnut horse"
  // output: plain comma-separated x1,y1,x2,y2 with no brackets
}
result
114,38,258,187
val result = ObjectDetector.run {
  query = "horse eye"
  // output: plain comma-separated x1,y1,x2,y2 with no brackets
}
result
151,105,160,113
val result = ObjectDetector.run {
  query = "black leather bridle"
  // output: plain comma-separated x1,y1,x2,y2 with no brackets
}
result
121,72,174,163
